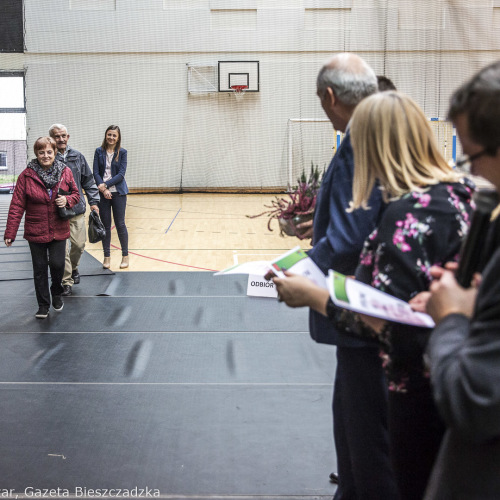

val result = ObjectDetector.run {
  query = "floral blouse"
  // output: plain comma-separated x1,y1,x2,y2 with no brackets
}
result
327,180,475,393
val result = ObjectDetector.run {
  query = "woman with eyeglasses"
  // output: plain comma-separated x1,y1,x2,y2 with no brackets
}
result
273,91,475,500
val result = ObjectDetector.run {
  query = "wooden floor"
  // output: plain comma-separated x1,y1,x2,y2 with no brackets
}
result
85,193,312,272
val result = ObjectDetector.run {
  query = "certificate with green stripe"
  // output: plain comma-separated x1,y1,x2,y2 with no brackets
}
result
327,270,434,327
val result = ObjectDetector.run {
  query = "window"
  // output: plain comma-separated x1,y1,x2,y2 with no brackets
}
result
0,72,25,113
0,151,7,170
0,0,23,52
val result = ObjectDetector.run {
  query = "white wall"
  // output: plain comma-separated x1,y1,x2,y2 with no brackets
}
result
3,0,500,189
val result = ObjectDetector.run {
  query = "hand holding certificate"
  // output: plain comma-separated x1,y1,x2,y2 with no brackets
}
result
327,271,435,327
215,248,436,327
215,246,327,288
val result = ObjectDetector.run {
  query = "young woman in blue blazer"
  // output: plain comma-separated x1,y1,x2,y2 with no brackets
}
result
93,125,129,269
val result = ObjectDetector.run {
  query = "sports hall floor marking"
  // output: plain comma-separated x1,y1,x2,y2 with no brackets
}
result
110,243,218,272
164,207,181,234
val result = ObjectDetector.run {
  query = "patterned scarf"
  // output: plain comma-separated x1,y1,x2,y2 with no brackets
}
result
28,158,66,189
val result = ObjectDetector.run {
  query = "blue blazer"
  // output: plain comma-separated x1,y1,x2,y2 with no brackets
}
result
93,147,129,195
307,132,385,346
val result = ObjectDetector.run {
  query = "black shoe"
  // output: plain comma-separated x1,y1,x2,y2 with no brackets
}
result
72,269,80,284
329,472,339,484
52,296,64,312
62,285,72,296
35,306,49,319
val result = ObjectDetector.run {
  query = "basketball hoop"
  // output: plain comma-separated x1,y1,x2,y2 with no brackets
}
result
231,85,248,100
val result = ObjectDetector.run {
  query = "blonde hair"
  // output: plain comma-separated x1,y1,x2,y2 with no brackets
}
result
350,91,461,209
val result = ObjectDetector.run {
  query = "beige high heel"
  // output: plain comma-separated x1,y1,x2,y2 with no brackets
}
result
120,255,129,269
103,257,111,269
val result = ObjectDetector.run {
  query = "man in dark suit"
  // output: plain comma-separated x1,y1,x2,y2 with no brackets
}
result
301,53,398,499
418,59,500,500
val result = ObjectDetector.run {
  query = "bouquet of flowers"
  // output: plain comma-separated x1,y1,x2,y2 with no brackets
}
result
248,163,323,237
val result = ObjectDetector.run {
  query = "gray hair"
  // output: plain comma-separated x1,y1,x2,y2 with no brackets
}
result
317,53,378,106
49,123,68,136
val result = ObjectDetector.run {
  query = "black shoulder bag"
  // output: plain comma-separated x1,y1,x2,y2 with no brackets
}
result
88,209,106,243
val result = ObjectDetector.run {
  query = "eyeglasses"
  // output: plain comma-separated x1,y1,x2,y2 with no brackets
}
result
455,149,489,171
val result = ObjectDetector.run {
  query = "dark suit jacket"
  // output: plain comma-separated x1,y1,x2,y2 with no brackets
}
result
93,147,129,195
425,244,500,499
307,132,385,345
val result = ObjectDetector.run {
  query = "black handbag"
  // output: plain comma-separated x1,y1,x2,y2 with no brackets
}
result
88,209,106,243
57,188,82,220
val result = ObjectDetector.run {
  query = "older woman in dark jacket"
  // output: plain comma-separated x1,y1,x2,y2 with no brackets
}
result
4,136,80,319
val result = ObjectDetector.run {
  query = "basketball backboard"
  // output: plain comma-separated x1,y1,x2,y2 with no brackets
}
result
218,61,259,92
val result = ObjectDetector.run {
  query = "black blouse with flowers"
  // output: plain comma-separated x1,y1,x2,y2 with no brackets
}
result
327,180,475,393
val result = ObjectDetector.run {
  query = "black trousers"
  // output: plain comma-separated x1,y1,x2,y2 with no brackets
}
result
99,193,128,257
333,345,399,500
389,388,445,500
29,239,66,307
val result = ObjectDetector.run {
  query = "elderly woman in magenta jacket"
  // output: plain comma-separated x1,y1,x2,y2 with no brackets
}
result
4,136,80,319
93,125,129,270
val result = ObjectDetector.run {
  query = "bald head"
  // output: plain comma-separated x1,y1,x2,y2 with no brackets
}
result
317,53,377,107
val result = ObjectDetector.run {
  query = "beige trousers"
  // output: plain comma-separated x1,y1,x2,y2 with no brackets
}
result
62,213,86,286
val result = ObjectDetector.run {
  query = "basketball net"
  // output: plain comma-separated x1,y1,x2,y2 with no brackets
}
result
231,85,247,101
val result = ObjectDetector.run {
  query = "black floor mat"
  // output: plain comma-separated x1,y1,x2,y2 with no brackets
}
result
0,194,113,281
0,194,338,498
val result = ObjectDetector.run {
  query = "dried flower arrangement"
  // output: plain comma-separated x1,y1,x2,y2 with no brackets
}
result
248,163,323,237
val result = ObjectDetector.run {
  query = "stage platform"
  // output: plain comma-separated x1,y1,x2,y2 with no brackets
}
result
0,197,338,499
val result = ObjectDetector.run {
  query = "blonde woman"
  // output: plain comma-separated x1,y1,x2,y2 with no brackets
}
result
274,92,475,500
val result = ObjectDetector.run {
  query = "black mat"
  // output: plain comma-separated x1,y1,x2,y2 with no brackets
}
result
0,248,113,281
0,194,113,281
0,193,338,498
1,383,334,497
0,273,114,298
0,271,308,333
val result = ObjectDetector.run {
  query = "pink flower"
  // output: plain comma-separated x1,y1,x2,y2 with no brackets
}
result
404,213,418,226
360,254,373,266
393,229,405,245
420,194,431,207
414,193,431,207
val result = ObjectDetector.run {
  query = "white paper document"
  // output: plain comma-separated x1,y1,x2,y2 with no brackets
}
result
246,274,279,298
327,270,435,327
216,249,433,323
215,246,327,289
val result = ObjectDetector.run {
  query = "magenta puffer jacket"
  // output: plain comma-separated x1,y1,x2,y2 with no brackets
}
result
4,165,80,243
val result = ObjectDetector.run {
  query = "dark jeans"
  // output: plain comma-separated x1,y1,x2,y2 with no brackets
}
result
333,345,399,500
29,239,66,308
99,193,128,257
